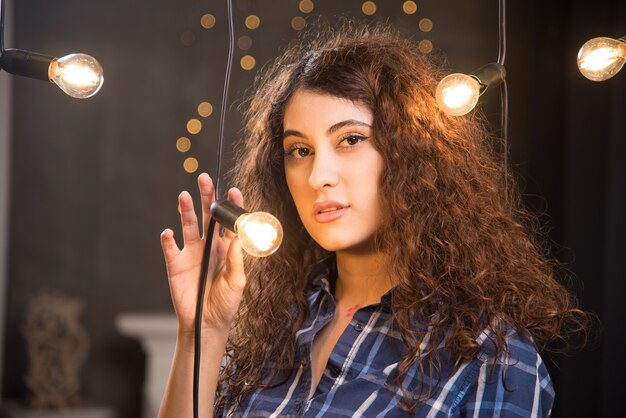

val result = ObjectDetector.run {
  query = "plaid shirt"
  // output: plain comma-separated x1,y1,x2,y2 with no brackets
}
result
220,261,554,417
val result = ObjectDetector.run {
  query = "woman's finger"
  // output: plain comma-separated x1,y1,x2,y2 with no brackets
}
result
228,187,244,208
179,191,201,245
223,187,245,240
198,173,215,237
160,228,181,264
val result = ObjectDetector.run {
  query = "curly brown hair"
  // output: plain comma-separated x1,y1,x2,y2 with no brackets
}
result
216,21,587,413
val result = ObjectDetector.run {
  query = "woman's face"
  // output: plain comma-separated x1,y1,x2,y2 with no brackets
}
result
282,89,384,253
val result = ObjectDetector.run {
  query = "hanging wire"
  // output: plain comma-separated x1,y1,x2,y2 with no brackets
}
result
214,0,235,199
193,217,217,418
497,0,506,66
193,1,235,417
1,0,6,52
497,0,509,198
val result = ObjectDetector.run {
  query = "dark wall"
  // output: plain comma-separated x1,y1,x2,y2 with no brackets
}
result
2,1,624,417
542,1,626,416
504,0,625,416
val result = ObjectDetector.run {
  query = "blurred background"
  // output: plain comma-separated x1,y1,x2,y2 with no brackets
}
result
0,0,623,417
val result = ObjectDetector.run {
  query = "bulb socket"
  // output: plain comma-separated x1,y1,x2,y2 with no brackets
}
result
0,49,55,82
210,199,248,233
471,62,506,92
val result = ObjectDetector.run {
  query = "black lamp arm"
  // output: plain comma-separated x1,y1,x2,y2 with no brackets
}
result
0,49,54,81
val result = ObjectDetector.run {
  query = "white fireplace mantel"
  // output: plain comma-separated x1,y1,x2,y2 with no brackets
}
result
115,312,178,418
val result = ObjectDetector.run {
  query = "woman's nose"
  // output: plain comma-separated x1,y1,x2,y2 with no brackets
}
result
308,153,339,190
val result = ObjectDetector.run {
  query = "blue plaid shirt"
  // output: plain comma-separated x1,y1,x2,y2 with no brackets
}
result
220,261,554,417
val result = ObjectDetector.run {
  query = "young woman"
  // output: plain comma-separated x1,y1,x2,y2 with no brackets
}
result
158,23,586,417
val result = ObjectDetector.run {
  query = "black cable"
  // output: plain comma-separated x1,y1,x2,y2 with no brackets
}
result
193,217,217,418
193,0,235,416
1,0,6,52
497,0,506,66
497,0,509,199
215,0,235,199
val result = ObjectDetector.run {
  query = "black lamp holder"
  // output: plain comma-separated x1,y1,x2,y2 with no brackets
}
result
0,49,54,81
471,62,507,94
0,0,55,82
210,200,247,233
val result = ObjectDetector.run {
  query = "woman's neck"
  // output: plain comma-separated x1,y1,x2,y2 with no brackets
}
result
333,250,393,309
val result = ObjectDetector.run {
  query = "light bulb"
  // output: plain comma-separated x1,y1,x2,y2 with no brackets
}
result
577,37,626,82
210,200,283,257
235,212,283,257
49,53,104,98
436,73,481,116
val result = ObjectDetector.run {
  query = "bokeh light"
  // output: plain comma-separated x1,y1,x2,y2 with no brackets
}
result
176,137,191,153
291,16,306,31
197,102,213,118
183,157,199,173
418,39,433,54
402,1,417,15
240,55,256,70
245,15,260,30
419,18,433,33
299,0,314,14
187,119,202,134
237,35,253,50
362,1,377,16
200,14,216,29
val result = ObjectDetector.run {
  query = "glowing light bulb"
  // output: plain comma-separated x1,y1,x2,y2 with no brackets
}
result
235,212,283,257
577,37,626,81
210,200,283,257
49,53,104,98
436,73,481,116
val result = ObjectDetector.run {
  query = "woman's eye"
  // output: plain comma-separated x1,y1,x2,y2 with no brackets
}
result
297,147,310,157
342,134,366,147
285,145,312,159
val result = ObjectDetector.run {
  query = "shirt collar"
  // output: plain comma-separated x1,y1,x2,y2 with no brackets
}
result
307,254,393,312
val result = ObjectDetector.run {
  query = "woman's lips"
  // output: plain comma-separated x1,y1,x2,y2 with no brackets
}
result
313,202,349,223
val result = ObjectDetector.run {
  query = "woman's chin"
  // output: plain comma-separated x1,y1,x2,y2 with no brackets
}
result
315,238,377,255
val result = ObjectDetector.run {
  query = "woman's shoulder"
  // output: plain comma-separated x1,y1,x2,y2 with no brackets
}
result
474,325,545,367
453,326,554,417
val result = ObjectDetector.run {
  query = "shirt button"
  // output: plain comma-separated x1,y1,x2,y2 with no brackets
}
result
329,365,341,378
353,322,364,332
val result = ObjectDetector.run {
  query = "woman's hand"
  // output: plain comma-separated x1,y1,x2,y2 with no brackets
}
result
160,173,246,335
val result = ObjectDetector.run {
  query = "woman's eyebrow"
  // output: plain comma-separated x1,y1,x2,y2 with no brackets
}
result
283,119,371,139
326,119,371,135
283,129,305,139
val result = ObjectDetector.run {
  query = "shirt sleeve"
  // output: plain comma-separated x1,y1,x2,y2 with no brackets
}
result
459,334,555,418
